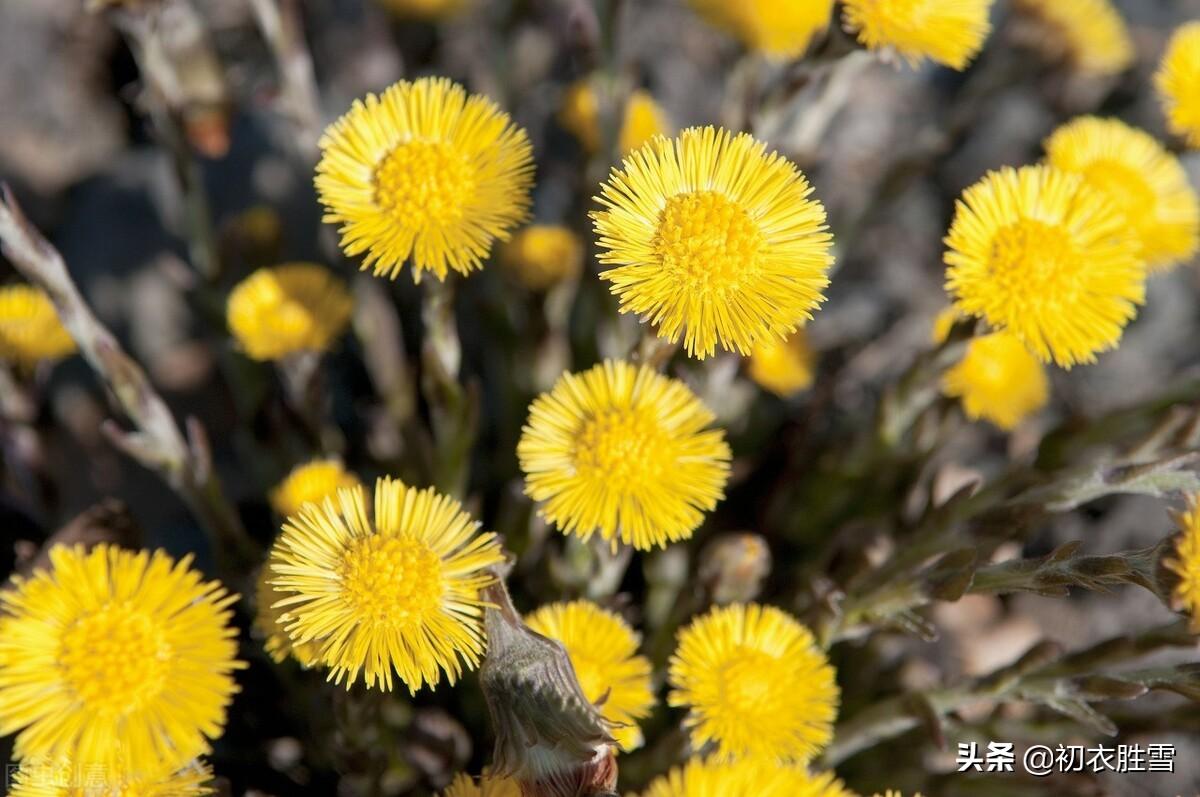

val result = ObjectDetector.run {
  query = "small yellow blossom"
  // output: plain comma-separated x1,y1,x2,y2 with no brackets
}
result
268,477,504,692
440,772,521,797
1156,22,1200,148
594,126,833,359
1012,0,1134,76
0,544,243,775
1044,116,1199,271
517,360,731,551
1165,496,1200,633
842,0,994,71
619,90,671,156
7,756,214,797
316,77,534,282
269,458,362,518
254,569,321,668
668,603,839,762
686,0,835,60
942,331,1049,430
559,79,601,153
376,0,466,20
0,285,76,367
748,329,816,398
641,757,853,797
500,225,584,290
944,165,1144,368
525,600,655,751
226,263,353,361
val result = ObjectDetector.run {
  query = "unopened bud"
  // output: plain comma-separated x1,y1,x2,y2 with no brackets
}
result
699,533,771,604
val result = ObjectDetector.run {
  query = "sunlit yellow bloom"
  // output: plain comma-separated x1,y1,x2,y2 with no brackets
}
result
944,165,1144,369
0,544,242,774
499,225,584,290
747,329,816,398
943,331,1049,430
1156,23,1200,148
226,263,353,361
440,771,521,797
316,77,534,282
619,90,671,156
1044,117,1199,271
254,569,321,668
525,600,655,751
7,756,213,797
1012,0,1133,75
668,603,839,762
517,360,731,551
270,458,362,518
377,0,466,20
0,285,76,367
268,477,504,692
640,757,853,797
842,0,993,70
559,79,601,153
1165,495,1200,633
594,126,833,359
686,0,835,60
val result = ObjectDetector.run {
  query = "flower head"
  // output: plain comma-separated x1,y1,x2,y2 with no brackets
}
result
594,126,833,359
1156,22,1200,148
640,757,853,797
226,263,353,360
316,77,534,282
0,544,242,774
559,79,601,154
668,603,839,762
842,0,994,70
1012,0,1133,75
441,772,522,797
944,165,1144,368
517,360,731,551
525,600,655,751
686,0,835,60
500,225,584,291
619,90,671,156
254,569,321,668
0,285,75,367
268,477,505,692
748,329,816,398
1165,496,1200,633
270,458,362,518
1044,117,1199,271
7,756,213,797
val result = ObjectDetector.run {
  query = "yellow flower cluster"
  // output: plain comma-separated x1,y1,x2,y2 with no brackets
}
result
0,284,76,368
226,263,353,361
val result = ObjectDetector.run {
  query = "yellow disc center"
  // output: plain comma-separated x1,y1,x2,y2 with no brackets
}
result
988,219,1081,301
573,408,670,490
59,604,170,713
718,648,781,717
374,140,476,228
340,535,445,627
653,191,765,296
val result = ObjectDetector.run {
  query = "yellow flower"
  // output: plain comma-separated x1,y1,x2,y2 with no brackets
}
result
640,757,853,797
942,331,1049,430
1044,117,1199,271
254,569,321,668
593,126,833,359
748,329,816,398
377,0,466,20
0,285,76,367
226,263,353,361
525,600,655,751
871,792,924,797
668,603,839,762
1165,496,1200,633
7,756,213,797
619,90,671,156
842,0,993,70
440,772,521,797
316,77,534,282
268,477,504,692
517,360,731,551
269,458,362,518
1012,0,1133,75
500,225,584,291
686,0,835,60
0,544,243,774
1156,22,1200,148
943,165,1144,369
559,79,601,153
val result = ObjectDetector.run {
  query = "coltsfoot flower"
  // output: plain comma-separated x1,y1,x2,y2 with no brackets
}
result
440,772,521,797
594,126,833,359
517,360,731,551
1044,117,1199,271
1012,0,1133,75
316,77,534,282
686,0,835,60
7,756,214,797
253,570,321,668
1164,495,1200,632
268,477,504,692
944,165,1144,369
842,0,994,71
525,600,655,751
1156,22,1200,148
641,757,853,797
668,603,839,762
500,225,584,291
558,79,601,154
0,544,243,774
269,458,362,518
0,285,76,368
747,329,816,398
619,90,671,156
226,263,353,360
